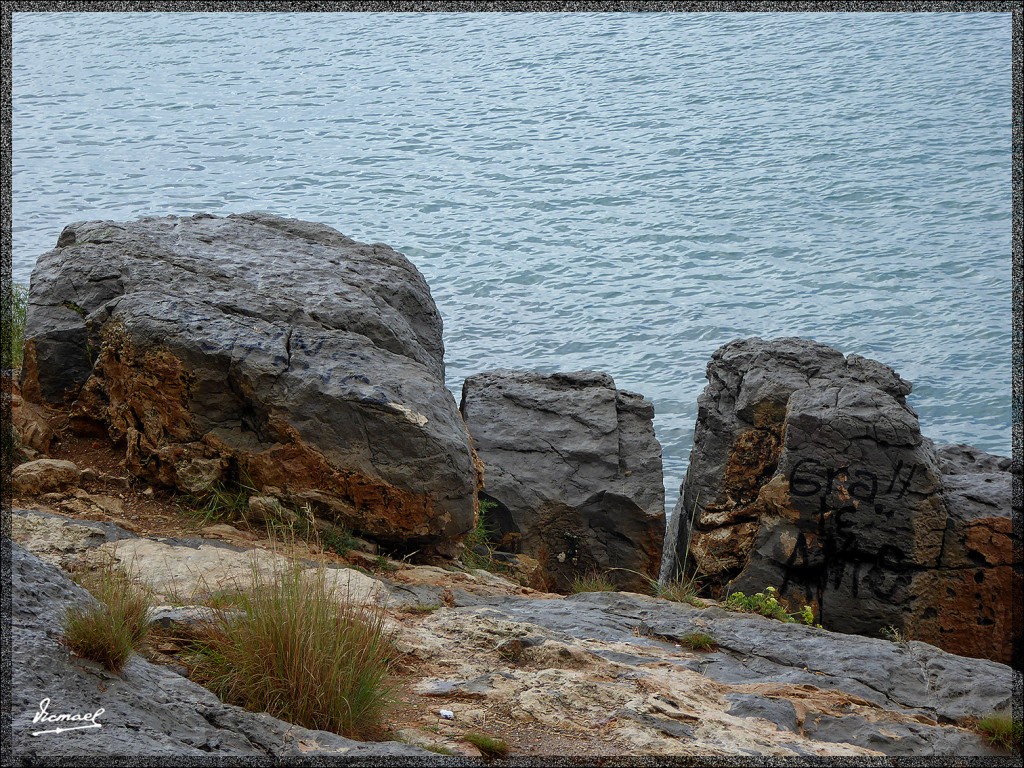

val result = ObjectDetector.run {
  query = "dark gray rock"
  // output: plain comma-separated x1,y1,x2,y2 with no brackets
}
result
724,694,799,732
802,714,1001,757
21,213,478,555
460,369,665,592
664,337,1014,664
9,542,430,759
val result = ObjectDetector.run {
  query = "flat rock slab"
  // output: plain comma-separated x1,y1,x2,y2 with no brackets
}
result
435,591,1010,756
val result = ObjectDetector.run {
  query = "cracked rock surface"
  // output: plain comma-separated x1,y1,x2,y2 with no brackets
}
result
8,541,429,759
461,369,665,592
20,212,478,555
663,336,1015,664
11,507,1012,759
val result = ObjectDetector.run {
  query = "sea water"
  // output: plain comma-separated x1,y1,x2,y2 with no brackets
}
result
11,12,1013,512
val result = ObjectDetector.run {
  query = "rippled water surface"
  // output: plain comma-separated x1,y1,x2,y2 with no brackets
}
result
12,12,1013,510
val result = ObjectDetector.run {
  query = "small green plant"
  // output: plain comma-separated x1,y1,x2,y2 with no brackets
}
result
655,492,706,607
189,561,395,740
678,631,718,651
607,565,705,607
655,573,706,607
179,481,253,525
880,624,908,644
464,731,510,758
62,560,153,673
570,570,617,593
4,282,28,369
319,524,359,556
461,499,511,575
973,712,1022,753
373,554,398,574
62,299,87,316
724,586,816,625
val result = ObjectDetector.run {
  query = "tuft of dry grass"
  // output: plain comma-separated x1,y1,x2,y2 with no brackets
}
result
62,560,153,673
570,570,617,594
654,574,706,607
188,560,395,740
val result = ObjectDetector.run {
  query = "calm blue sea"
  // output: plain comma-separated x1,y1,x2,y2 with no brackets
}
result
11,12,1013,512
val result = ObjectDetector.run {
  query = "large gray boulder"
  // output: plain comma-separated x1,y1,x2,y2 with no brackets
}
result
20,213,479,555
8,542,429,759
461,370,665,593
665,337,1014,665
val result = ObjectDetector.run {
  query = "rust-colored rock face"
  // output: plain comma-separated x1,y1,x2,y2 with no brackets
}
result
73,320,199,487
20,213,478,555
9,380,54,458
666,338,1014,665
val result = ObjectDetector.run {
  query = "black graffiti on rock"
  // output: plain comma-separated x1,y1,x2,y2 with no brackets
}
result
788,457,919,511
780,458,923,604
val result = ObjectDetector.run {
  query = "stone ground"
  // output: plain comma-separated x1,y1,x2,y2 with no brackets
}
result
9,431,1019,760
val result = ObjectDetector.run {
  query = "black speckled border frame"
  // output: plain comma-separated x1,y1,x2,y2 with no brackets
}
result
1,3,1021,767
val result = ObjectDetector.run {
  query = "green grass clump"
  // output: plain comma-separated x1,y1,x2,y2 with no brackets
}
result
570,570,618,594
62,561,153,673
976,712,1022,753
724,586,815,625
464,731,510,758
179,481,252,525
319,523,359,556
4,282,28,369
180,486,364,561
653,493,707,607
461,499,511,575
678,631,718,651
655,573,706,607
189,562,395,740
201,587,249,611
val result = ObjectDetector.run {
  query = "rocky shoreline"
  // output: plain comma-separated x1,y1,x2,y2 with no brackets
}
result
6,212,1019,759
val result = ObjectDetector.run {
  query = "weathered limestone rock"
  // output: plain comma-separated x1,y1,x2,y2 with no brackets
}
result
461,370,665,593
398,591,1010,757
13,507,1011,757
9,543,429,759
665,337,1014,664
13,458,81,496
20,212,479,555
10,381,54,457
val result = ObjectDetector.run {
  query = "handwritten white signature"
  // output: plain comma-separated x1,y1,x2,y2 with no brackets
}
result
31,698,105,736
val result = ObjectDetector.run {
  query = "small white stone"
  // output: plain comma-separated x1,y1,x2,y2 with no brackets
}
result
439,709,455,720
